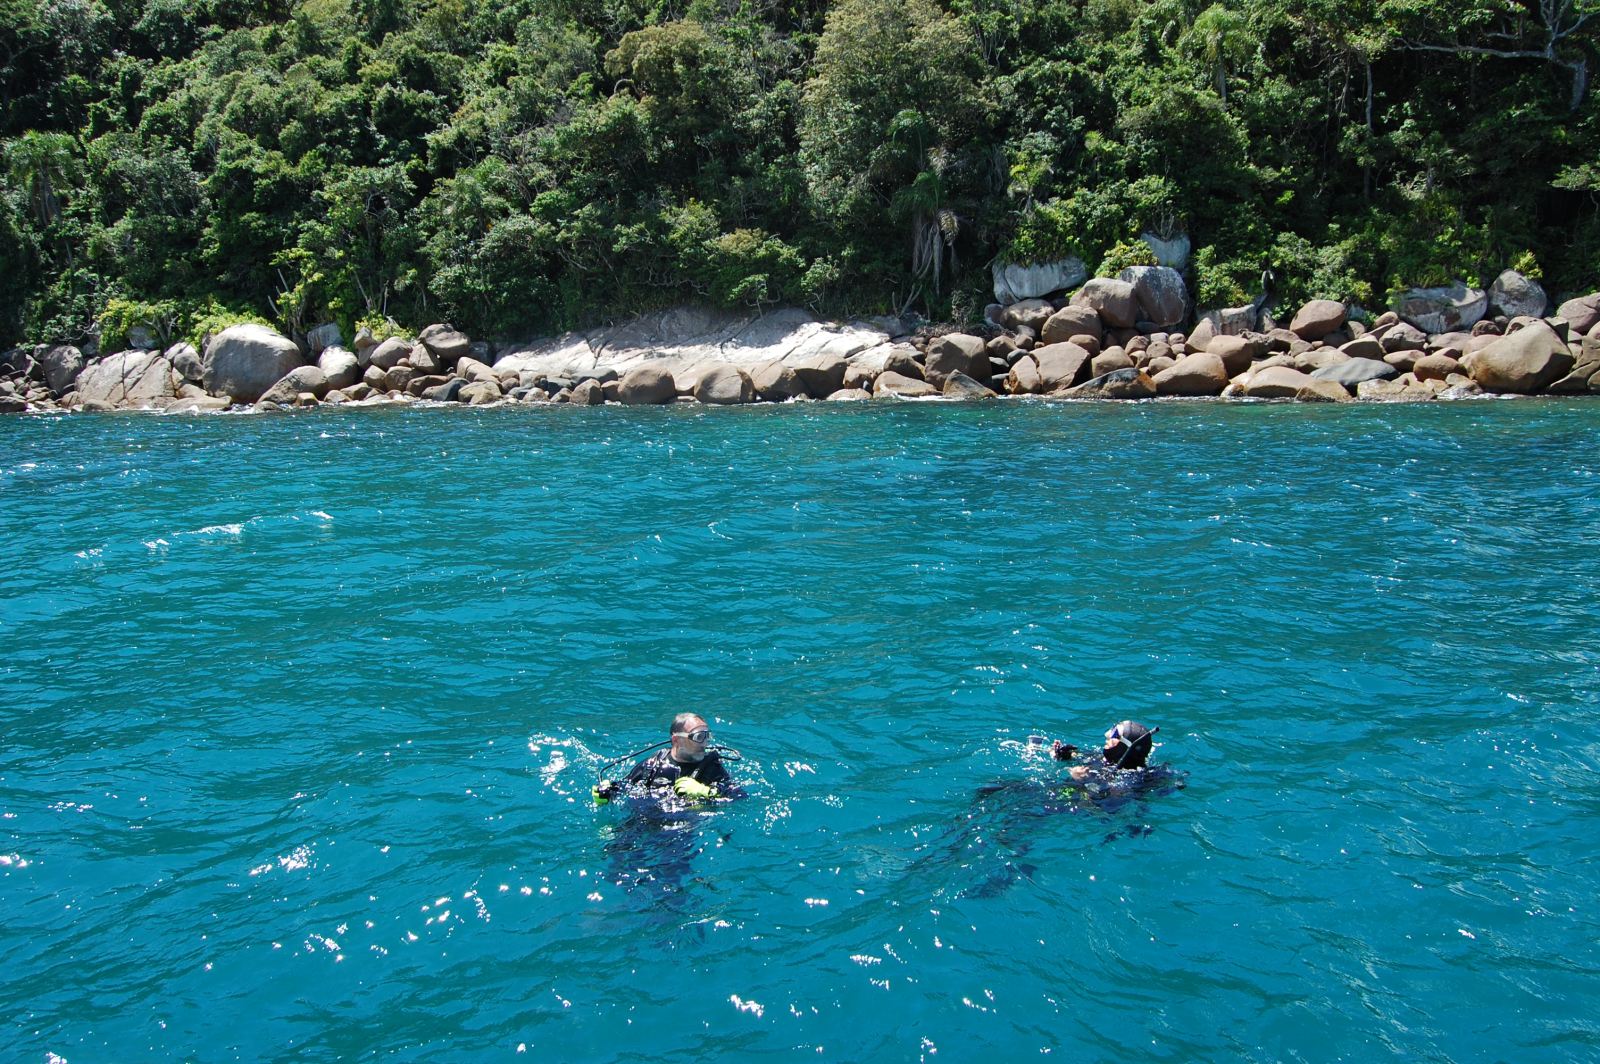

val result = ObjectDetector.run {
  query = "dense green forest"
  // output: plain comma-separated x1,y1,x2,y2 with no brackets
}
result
2,0,1598,350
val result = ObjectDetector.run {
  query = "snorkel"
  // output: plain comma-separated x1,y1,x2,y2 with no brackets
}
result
1105,723,1158,770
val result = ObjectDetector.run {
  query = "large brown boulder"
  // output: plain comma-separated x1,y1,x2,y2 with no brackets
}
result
1242,365,1319,399
77,351,180,407
259,365,330,404
1071,278,1140,329
789,352,848,398
454,356,498,385
1152,352,1228,397
942,370,996,399
1289,300,1347,341
750,360,807,401
1339,336,1385,360
1413,353,1461,382
1005,356,1042,394
694,364,756,405
923,334,988,388
873,370,939,398
1026,341,1093,392
418,323,472,365
565,379,603,405
1465,321,1575,393
1207,334,1265,376
1041,305,1103,345
1000,298,1055,332
618,364,678,404
203,324,304,403
1556,292,1600,334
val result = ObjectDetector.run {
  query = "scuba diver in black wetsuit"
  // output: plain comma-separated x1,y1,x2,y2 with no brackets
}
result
592,713,745,898
593,713,743,805
926,720,1182,899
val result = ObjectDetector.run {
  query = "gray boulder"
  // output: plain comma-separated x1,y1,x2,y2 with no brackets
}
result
166,343,203,384
1289,300,1347,341
618,364,677,405
40,344,84,396
1118,266,1188,328
203,324,304,403
1489,270,1549,319
418,323,472,365
1378,322,1428,353
422,379,466,403
924,334,988,388
367,338,412,371
1063,367,1156,399
306,323,342,355
1071,278,1140,329
1152,352,1228,397
694,364,756,405
76,351,179,407
260,366,330,405
318,347,360,391
1198,305,1257,337
1140,231,1191,269
992,257,1087,304
1393,282,1488,334
1466,320,1574,393
1310,357,1397,390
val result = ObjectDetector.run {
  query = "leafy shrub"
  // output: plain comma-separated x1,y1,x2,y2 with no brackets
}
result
1096,240,1157,277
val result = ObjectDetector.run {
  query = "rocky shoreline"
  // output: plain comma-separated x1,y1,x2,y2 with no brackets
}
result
5,272,1600,414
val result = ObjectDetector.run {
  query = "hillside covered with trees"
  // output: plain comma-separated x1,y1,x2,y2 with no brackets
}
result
2,0,1597,351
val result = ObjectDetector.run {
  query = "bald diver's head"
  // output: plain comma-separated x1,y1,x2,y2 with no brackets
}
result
670,712,711,764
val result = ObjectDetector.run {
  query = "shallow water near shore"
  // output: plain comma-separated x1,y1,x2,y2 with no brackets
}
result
3,399,1600,1061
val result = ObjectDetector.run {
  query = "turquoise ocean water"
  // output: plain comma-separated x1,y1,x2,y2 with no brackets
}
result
3,400,1599,1061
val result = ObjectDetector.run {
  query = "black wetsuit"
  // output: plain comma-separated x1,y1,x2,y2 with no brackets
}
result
1059,760,1183,812
624,749,734,794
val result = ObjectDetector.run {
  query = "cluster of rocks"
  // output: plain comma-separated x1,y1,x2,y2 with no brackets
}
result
3,276,1599,415
976,278,1600,403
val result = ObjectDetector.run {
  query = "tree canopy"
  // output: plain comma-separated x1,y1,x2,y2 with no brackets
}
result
1,0,1597,348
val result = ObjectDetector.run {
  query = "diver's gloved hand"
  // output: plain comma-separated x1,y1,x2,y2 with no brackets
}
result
593,780,620,804
673,776,715,799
